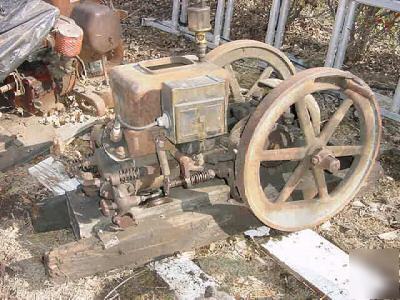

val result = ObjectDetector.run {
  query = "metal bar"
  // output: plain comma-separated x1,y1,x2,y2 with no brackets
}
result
381,108,400,123
390,79,400,113
333,0,359,68
274,0,291,48
213,0,226,45
265,0,281,45
356,0,400,12
222,0,235,40
171,0,180,30
325,0,349,67
180,0,189,24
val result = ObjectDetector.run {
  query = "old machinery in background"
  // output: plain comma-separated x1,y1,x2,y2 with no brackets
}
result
0,0,124,117
69,2,381,231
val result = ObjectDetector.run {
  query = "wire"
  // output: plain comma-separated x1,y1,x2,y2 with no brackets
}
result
117,114,157,131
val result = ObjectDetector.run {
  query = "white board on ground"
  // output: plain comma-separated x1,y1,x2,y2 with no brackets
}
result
149,256,217,300
262,229,350,300
28,157,80,195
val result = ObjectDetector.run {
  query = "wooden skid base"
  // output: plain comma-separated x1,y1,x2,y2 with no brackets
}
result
44,184,262,282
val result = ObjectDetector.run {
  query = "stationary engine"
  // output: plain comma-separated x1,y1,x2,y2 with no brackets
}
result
75,3,381,231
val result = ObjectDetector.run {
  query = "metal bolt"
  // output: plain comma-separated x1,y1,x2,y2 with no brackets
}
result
311,156,320,165
115,146,126,158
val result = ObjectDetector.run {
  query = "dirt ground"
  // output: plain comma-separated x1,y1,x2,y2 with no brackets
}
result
0,0,399,299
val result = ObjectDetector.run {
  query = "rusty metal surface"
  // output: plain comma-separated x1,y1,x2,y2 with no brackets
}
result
205,39,296,102
124,128,160,157
70,2,121,60
162,75,227,144
44,0,74,17
109,56,230,127
54,18,83,57
236,67,381,231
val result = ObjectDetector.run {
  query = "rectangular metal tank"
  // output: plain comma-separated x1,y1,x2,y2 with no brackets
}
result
162,75,227,144
109,56,230,128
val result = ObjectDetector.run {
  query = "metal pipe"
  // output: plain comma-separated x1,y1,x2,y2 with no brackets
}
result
333,0,359,68
325,0,349,67
180,0,189,23
171,0,180,30
273,0,291,49
265,0,281,45
390,78,400,113
356,0,400,12
213,0,225,45
222,0,235,40
0,82,15,94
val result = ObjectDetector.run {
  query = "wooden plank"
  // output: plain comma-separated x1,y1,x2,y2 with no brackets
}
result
262,229,350,300
0,114,98,171
44,198,262,282
28,157,80,196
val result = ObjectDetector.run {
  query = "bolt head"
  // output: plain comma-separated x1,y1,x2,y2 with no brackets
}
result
311,156,320,165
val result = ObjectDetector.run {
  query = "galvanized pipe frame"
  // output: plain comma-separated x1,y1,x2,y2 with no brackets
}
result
142,0,235,47
325,0,400,117
142,0,400,121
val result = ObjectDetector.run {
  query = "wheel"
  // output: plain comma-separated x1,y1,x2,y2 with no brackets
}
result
205,40,296,102
236,67,381,231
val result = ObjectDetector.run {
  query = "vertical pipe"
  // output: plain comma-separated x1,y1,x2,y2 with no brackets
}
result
325,0,349,67
222,0,235,40
180,0,189,24
274,0,291,49
333,0,359,68
391,78,400,113
213,0,226,45
265,0,281,45
172,0,180,30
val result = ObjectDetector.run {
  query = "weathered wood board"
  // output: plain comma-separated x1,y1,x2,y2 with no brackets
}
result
44,185,262,282
262,229,350,300
0,114,98,171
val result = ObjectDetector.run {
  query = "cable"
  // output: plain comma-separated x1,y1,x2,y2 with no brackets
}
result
117,114,157,131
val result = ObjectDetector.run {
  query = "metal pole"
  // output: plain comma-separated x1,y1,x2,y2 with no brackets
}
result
333,0,359,68
180,0,189,24
222,0,235,40
265,0,281,45
274,0,291,49
213,0,225,45
357,0,400,12
171,0,180,30
391,78,400,113
325,0,349,67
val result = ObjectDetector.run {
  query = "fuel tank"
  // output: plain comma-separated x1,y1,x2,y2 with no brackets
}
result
70,2,121,60
109,56,230,127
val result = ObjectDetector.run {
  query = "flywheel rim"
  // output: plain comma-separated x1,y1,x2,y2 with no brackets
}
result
236,67,381,232
205,40,296,102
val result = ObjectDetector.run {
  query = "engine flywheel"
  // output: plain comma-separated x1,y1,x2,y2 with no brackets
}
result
236,68,381,231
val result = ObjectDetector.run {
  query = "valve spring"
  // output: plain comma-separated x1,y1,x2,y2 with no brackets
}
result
66,153,95,175
118,167,139,183
189,170,215,185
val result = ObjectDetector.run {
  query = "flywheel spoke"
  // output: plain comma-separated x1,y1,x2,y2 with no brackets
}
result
325,145,363,157
224,64,245,102
246,66,274,97
312,166,329,199
257,147,307,161
295,99,316,145
319,98,353,144
275,159,310,203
